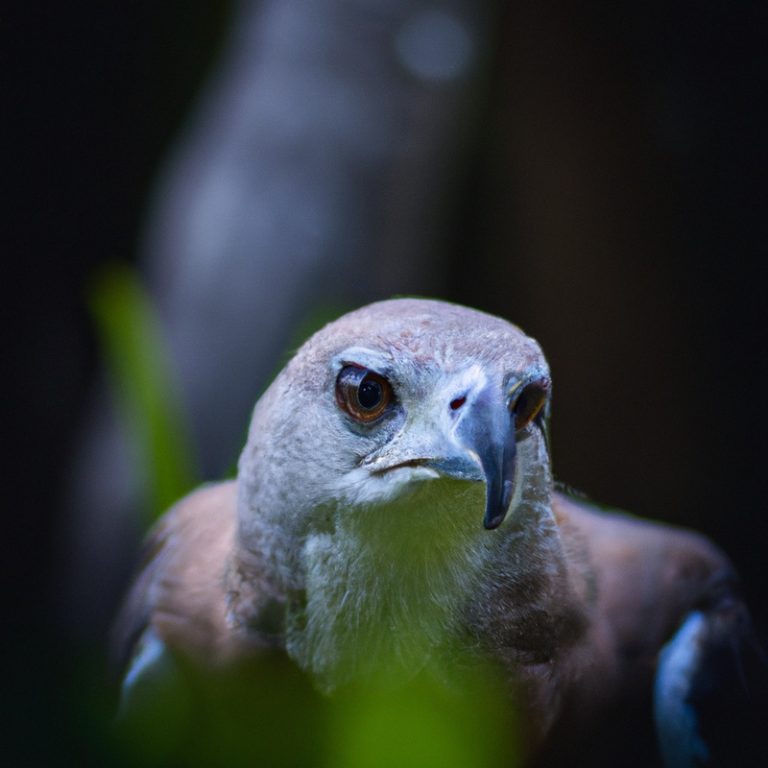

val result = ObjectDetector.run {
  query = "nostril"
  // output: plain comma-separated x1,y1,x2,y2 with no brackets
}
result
450,396,466,411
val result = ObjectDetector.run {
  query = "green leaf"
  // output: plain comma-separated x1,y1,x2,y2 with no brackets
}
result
89,263,198,525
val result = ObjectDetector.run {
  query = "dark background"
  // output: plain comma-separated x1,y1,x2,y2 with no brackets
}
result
4,1,767,764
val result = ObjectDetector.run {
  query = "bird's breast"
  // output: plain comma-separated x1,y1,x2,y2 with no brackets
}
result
284,478,494,689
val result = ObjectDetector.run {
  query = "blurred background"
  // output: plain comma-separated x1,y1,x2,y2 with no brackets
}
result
5,0,767,764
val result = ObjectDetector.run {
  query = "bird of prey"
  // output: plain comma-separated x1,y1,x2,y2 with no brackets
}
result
114,298,764,766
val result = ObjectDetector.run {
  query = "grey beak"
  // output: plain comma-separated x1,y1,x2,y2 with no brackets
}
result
455,385,517,530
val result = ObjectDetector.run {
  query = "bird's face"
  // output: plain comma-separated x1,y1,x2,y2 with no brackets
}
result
239,299,552,540
326,345,550,531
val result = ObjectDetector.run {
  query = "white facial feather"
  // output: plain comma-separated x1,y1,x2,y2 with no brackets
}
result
290,477,493,690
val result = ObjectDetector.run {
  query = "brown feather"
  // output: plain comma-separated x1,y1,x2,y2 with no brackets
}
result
113,481,247,668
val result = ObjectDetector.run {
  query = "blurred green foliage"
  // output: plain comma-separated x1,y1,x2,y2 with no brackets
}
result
113,651,520,768
328,666,520,768
90,263,199,523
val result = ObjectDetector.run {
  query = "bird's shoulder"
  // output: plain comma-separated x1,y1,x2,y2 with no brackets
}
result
513,490,744,763
552,489,734,665
113,481,255,670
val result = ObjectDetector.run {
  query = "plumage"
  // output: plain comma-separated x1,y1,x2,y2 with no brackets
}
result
114,298,764,765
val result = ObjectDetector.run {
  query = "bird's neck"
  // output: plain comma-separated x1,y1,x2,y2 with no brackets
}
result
286,441,560,691
286,480,487,689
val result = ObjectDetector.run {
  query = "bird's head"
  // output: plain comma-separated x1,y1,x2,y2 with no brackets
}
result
237,298,552,547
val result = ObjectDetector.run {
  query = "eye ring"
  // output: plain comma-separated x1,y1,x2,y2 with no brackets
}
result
511,377,550,432
335,365,394,423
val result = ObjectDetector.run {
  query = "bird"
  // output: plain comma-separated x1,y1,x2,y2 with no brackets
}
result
113,298,765,767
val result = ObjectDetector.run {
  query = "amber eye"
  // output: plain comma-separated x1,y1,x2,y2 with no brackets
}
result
335,365,394,423
511,377,550,432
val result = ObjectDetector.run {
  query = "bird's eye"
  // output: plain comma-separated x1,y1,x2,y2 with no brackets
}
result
335,365,393,423
511,377,550,432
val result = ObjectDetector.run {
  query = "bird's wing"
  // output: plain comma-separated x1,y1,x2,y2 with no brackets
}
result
552,490,734,668
112,481,241,679
655,590,768,768
552,491,767,766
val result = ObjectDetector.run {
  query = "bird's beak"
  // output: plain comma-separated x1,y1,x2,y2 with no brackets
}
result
453,383,518,530
365,380,522,530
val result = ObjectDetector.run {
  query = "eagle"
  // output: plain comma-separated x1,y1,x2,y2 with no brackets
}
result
114,299,764,766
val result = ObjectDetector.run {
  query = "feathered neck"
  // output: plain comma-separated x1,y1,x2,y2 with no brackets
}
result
281,438,560,692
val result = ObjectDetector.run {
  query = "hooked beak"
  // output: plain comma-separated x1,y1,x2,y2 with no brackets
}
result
454,384,518,530
365,380,522,530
